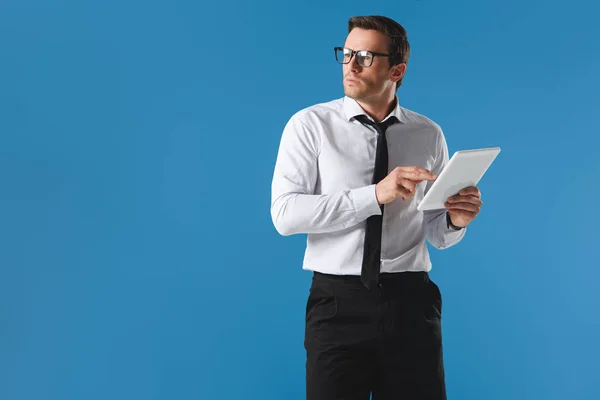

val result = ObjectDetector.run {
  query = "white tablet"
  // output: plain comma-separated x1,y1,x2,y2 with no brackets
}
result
417,147,501,211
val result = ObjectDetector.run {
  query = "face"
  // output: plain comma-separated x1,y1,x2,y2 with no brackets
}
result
342,28,405,101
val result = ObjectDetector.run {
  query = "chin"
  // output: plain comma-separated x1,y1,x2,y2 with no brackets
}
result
345,90,367,101
344,86,362,99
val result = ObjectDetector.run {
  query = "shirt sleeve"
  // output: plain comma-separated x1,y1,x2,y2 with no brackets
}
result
270,114,382,236
423,126,467,249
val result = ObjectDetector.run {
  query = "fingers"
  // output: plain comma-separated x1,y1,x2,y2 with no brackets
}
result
446,196,482,207
445,187,483,226
396,183,413,200
458,186,480,197
445,193,482,213
394,178,416,200
396,178,416,192
445,202,480,213
393,166,437,182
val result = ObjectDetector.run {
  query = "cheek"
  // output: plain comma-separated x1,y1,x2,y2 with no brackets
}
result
372,62,390,79
372,69,390,88
362,72,382,87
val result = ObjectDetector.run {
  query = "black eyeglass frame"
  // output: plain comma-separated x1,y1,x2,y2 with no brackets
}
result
334,46,394,67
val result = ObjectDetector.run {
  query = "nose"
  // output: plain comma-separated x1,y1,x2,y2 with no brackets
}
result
348,55,362,72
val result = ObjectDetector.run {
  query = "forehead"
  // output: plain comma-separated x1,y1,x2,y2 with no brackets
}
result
344,28,389,53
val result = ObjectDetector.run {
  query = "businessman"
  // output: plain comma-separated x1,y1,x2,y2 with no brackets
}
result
270,15,482,400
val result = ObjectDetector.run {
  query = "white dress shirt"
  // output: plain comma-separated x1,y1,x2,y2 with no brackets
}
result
270,96,466,275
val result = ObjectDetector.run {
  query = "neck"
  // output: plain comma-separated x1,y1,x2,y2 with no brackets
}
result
356,93,397,122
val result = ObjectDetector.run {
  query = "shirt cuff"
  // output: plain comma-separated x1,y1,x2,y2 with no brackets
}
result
350,184,382,220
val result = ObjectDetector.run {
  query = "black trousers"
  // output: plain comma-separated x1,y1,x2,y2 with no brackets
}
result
304,271,446,400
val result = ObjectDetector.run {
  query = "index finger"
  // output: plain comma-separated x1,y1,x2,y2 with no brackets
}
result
396,166,437,181
458,186,480,197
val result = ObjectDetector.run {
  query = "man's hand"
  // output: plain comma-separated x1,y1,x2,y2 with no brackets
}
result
444,186,482,228
376,166,437,205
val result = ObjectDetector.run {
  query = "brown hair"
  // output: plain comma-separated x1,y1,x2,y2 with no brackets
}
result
348,15,410,89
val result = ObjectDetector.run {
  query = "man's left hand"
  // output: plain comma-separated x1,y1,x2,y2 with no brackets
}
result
444,186,482,228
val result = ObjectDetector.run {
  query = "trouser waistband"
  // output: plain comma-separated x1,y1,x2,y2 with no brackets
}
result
312,270,430,288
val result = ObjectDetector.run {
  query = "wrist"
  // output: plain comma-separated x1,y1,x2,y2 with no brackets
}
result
446,212,464,230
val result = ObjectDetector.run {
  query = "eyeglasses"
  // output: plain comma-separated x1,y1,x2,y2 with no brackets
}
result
334,47,392,67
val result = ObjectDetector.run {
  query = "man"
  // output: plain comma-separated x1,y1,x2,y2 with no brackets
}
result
270,15,482,400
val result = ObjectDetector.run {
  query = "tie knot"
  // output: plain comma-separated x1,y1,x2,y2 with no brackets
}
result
354,115,398,134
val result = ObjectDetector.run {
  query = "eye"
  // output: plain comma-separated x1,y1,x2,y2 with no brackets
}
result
358,50,371,58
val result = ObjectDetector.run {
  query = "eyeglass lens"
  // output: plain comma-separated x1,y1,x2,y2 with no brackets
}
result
336,48,373,67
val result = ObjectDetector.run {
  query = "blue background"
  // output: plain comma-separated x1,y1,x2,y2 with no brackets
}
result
1,0,599,399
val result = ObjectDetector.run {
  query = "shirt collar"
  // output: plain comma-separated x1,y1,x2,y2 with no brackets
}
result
343,95,406,124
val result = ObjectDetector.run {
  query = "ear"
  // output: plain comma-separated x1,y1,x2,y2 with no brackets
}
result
389,63,406,84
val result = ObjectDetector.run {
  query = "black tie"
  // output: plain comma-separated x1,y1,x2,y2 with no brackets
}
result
354,115,399,289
